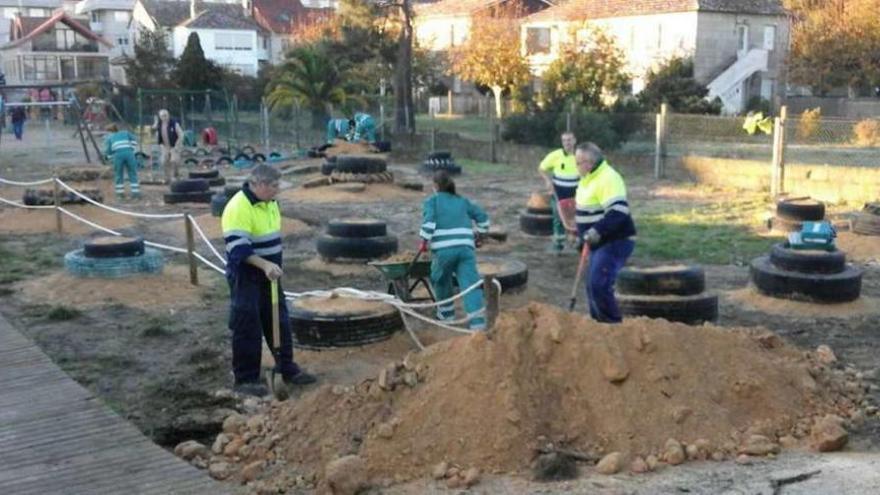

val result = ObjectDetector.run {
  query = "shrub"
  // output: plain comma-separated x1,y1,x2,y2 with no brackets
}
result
560,110,621,150
503,110,625,150
796,107,821,141
501,111,559,147
746,96,772,115
853,119,880,146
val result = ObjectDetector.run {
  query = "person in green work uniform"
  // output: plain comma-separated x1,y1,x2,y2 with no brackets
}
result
326,117,354,144
104,123,140,199
352,112,376,143
538,131,578,251
574,142,636,323
419,171,491,331
222,164,316,396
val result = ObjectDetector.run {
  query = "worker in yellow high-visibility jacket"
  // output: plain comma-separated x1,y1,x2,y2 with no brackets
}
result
538,132,578,251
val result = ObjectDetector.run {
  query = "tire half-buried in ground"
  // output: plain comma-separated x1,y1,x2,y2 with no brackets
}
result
520,210,553,236
164,191,214,204
326,218,387,238
188,169,219,180
776,197,825,221
64,248,164,278
289,296,403,349
170,179,210,194
617,293,719,324
334,156,387,174
617,265,705,296
477,258,528,292
769,243,846,274
750,255,862,303
83,236,145,258
316,234,398,261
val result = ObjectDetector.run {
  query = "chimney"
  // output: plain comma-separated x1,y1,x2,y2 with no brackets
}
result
242,0,252,17
190,0,196,20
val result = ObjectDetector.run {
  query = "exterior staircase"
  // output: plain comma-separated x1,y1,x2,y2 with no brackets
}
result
707,48,768,114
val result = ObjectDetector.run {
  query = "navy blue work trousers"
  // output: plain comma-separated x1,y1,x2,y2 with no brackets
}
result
586,238,635,323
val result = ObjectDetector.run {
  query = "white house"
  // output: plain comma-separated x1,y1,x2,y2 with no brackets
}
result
521,0,791,114
132,0,270,76
75,0,134,83
251,0,333,65
0,0,60,43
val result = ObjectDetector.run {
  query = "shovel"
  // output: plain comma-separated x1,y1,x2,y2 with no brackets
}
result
568,242,591,311
266,279,290,401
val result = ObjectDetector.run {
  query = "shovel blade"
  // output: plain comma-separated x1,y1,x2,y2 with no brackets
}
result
266,370,290,401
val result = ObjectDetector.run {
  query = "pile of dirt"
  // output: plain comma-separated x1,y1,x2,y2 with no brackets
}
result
324,140,381,157
526,192,551,210
205,303,871,490
836,232,880,263
280,182,423,204
0,204,135,234
726,288,880,318
13,265,207,310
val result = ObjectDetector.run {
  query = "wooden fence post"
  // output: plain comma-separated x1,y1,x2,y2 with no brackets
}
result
184,214,198,286
771,105,788,198
483,275,499,334
53,178,62,234
654,103,669,179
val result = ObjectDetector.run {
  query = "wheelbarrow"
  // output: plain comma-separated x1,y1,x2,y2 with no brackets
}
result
369,257,435,303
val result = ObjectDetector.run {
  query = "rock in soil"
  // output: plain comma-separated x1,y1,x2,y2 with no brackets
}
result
663,439,686,466
325,455,368,495
241,460,265,482
431,461,448,480
630,456,649,473
212,433,231,454
222,413,246,434
209,461,232,480
596,452,624,474
816,345,837,365
810,415,849,452
174,440,209,461
740,434,780,456
462,467,481,487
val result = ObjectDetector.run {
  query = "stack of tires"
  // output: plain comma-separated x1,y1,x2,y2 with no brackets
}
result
772,197,825,232
164,179,213,204
421,151,461,176
65,236,164,278
188,168,225,187
211,185,242,217
23,188,103,205
520,192,553,237
616,265,718,324
853,202,880,236
750,243,862,303
316,218,398,262
290,296,403,350
323,156,393,184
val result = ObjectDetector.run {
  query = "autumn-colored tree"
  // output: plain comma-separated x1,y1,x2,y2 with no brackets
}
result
540,26,629,111
450,1,531,118
787,0,880,94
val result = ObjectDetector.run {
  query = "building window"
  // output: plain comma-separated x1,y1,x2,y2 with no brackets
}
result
737,24,749,53
2,8,18,19
22,55,59,81
215,33,252,51
117,36,129,46
761,78,773,99
114,11,130,22
262,36,268,50
449,24,455,48
91,12,100,23
525,27,551,55
763,25,776,50
32,26,98,52
656,24,662,50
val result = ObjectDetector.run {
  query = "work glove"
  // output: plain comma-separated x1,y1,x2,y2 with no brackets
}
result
584,228,601,247
474,232,485,249
418,240,428,253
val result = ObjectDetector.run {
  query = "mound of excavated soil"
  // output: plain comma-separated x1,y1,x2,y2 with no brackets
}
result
836,232,880,263
279,182,423,204
218,303,867,489
727,288,880,318
324,140,382,157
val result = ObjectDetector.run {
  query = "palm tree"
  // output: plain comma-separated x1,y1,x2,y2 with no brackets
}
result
266,45,349,129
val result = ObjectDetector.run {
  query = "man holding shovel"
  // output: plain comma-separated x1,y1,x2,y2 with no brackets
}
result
538,132,579,252
574,142,636,323
222,164,316,397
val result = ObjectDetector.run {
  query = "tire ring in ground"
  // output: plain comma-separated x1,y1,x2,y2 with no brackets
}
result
290,303,403,349
234,152,252,162
217,156,233,166
83,236,145,258
853,212,880,236
477,257,528,292
526,206,553,215
420,162,461,176
241,145,256,155
617,293,719,325
316,234,398,261
195,148,209,156
64,247,164,278
170,179,210,193
750,255,862,303
252,153,266,163
207,177,226,188
164,191,214,204
327,219,387,238
776,198,825,221
189,169,220,179
769,243,846,274
520,210,553,236
616,265,705,296
428,150,452,160
334,156,387,174
183,157,198,167
211,193,228,217
321,162,336,176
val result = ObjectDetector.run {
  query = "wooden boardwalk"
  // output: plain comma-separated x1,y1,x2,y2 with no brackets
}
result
0,313,231,494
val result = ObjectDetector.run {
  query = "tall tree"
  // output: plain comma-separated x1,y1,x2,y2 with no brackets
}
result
124,29,175,89
540,26,629,111
451,1,530,118
265,45,350,128
174,32,222,90
392,0,415,133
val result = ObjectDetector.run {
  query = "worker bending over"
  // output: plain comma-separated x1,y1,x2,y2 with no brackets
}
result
538,131,578,251
419,171,490,331
104,123,140,199
574,142,636,323
352,112,376,143
326,117,354,144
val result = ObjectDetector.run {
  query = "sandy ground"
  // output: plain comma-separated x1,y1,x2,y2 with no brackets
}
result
279,180,425,203
726,287,880,318
838,231,880,263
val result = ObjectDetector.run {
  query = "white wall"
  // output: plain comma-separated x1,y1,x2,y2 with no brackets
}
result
415,15,471,51
173,27,259,76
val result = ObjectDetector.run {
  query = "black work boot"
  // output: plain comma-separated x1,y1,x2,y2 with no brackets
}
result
233,381,269,397
283,370,317,386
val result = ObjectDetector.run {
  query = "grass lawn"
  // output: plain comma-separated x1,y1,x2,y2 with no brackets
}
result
416,114,494,141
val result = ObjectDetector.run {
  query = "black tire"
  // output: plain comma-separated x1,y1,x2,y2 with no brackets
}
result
617,293,719,325
334,156,387,174
217,147,230,155
477,258,528,292
211,193,228,217
224,185,241,199
22,190,39,206
241,145,256,155
234,152,251,162
290,300,403,349
321,161,336,176
252,153,266,163
617,265,705,296
853,204,880,236
83,236,145,258
183,157,198,167
520,210,553,236
327,218,387,238
777,197,825,221
195,148,209,156
750,256,862,303
772,215,803,233
170,179,209,193
399,181,424,191
420,161,461,176
526,206,553,215
199,158,216,169
64,248,164,278
269,151,282,159
486,227,508,242
207,176,226,188
163,191,214,204
188,169,220,179
316,234,398,261
216,156,233,165
769,243,846,274
325,155,338,163
374,141,392,152
135,151,149,161
428,150,452,160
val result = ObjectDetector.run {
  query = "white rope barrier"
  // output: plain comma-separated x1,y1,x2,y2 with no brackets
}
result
0,195,56,209
58,207,122,236
0,177,56,186
56,179,185,220
144,240,188,254
189,216,228,266
192,251,226,275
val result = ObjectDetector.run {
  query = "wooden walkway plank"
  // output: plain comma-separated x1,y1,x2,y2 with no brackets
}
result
0,313,231,494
